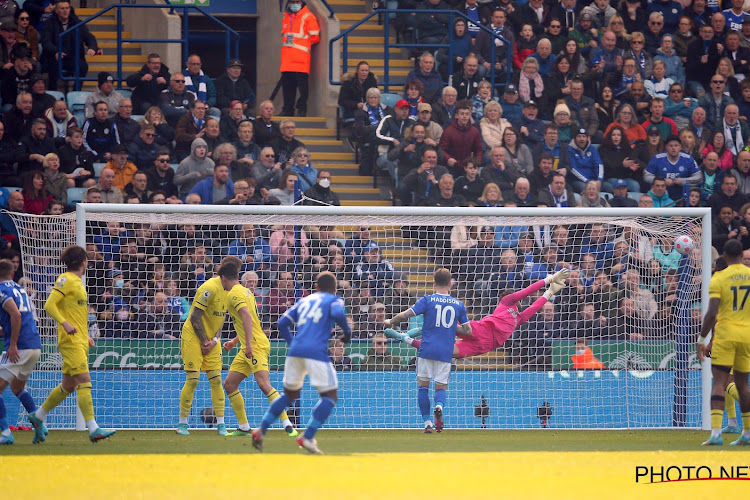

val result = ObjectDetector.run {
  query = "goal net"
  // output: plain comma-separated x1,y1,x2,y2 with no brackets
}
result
5,205,710,430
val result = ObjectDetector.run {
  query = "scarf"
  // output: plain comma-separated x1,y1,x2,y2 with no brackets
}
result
184,70,207,102
443,103,456,121
724,120,745,155
518,72,543,102
491,24,506,47
367,104,383,126
192,114,204,132
407,96,422,118
629,49,646,78
549,185,568,207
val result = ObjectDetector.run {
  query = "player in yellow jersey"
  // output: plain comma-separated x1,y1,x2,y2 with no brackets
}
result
177,256,240,436
698,239,750,446
222,272,298,437
28,245,115,444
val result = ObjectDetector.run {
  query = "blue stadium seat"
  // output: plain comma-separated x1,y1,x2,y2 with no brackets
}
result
601,192,613,201
93,163,107,178
380,93,400,109
67,91,91,126
118,89,133,100
170,164,178,172
66,187,87,205
131,114,144,123
46,90,65,102
4,186,21,193
627,192,644,202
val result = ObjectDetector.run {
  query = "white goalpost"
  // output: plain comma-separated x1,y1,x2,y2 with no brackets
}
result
5,204,711,430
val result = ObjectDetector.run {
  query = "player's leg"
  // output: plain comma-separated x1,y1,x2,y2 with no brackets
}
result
30,345,81,443
724,373,741,433
415,357,434,432
178,337,203,434
224,370,250,434
253,370,297,436
0,377,12,444
71,371,115,442
253,356,305,450
204,343,227,435
295,359,339,454
730,344,750,445
432,361,451,433
703,364,731,445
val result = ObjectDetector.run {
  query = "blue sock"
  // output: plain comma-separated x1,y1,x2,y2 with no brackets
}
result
0,396,7,432
15,389,36,414
434,389,446,409
418,386,431,421
259,393,291,434
303,396,336,440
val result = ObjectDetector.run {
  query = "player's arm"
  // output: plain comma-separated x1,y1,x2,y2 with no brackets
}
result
277,313,295,344
223,335,240,351
384,308,416,327
44,288,76,335
457,322,472,336
332,301,352,343
697,298,720,361
189,307,209,343
238,306,255,358
3,298,21,363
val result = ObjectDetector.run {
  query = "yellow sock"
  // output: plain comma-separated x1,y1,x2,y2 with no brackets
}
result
726,382,739,419
711,409,724,430
207,370,225,418
266,388,290,423
75,382,95,422
743,412,750,432
228,390,248,426
41,384,70,412
179,372,200,418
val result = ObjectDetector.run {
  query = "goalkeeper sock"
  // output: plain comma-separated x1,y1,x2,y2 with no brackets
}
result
259,393,291,434
228,390,249,427
418,386,430,422
179,372,200,418
0,396,7,432
711,409,723,437
266,388,292,428
726,382,739,421
40,384,71,415
303,396,335,440
434,389,446,410
207,370,225,418
75,383,96,422
15,389,36,414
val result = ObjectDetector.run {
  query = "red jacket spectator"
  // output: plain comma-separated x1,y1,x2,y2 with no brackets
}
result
439,114,483,178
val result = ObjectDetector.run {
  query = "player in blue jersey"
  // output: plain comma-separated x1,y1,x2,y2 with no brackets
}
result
0,259,43,445
643,135,701,201
723,0,750,31
384,268,469,433
251,271,351,454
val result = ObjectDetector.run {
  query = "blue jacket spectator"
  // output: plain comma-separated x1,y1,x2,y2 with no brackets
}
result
226,225,273,274
648,0,683,33
183,55,217,108
289,154,318,192
188,164,234,204
568,132,604,189
404,52,445,103
353,242,395,297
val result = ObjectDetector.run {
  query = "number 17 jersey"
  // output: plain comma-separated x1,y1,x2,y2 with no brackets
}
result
0,280,40,350
709,263,750,342
284,292,347,362
411,293,468,363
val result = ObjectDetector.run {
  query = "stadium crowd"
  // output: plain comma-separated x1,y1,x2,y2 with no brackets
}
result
4,0,750,370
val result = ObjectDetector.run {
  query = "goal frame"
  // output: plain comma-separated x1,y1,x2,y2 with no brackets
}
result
74,203,713,430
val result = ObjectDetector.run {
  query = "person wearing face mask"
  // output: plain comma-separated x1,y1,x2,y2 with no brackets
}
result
302,170,340,206
571,338,606,369
279,0,320,117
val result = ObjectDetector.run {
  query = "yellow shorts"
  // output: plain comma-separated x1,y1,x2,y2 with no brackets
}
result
181,336,222,372
229,347,270,377
59,342,89,376
712,338,750,373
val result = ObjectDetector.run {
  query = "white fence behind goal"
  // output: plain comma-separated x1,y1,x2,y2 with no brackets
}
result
6,205,711,430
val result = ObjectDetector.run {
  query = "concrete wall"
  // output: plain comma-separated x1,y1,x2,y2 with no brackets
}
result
121,1,182,74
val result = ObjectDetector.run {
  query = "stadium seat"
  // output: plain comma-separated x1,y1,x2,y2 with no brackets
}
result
380,93,400,109
131,114,144,123
46,90,65,102
170,163,179,172
118,89,133,100
67,91,91,126
627,192,644,202
600,192,613,201
93,163,107,178
66,187,87,205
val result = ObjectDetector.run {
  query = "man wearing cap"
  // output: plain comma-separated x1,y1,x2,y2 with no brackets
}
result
354,241,395,298
644,135,701,200
215,59,255,113
359,302,389,339
568,128,605,193
514,99,544,149
581,0,615,30
84,72,124,119
375,98,415,180
0,19,19,69
40,0,98,91
126,53,171,115
641,98,678,140
83,100,119,162
413,102,443,143
0,44,32,112
496,84,521,125
741,17,750,49
103,144,137,193
439,99,483,178
609,179,638,207
448,55,483,101
569,13,600,56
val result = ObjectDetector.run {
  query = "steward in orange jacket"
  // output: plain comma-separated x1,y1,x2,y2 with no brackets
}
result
280,0,320,117
572,347,606,370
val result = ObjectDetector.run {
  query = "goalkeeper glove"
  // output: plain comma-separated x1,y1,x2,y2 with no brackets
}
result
547,281,566,295
549,268,570,286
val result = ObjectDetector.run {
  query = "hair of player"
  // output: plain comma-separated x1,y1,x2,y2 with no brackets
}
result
60,244,87,270
218,262,240,280
434,268,452,287
316,271,337,293
724,238,743,258
220,255,243,270
0,259,13,280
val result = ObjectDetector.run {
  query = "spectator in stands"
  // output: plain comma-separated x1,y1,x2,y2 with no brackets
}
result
288,146,317,192
43,99,76,142
358,301,389,339
226,224,272,277
202,117,222,158
698,151,724,201
599,126,642,193
448,55,482,102
302,170,340,206
215,178,257,206
603,103,646,146
174,99,208,161
480,146,521,199
508,177,537,207
182,54,219,118
561,79,599,138
422,173,466,207
219,100,247,144
0,44,31,112
718,104,750,157
732,150,750,196
643,135,701,200
687,24,723,97
478,99,510,153
21,170,51,214
138,106,174,149
83,100,119,162
510,0,549,35
475,8,514,79
123,170,149,204
619,80,652,123
251,146,283,195
354,242,394,298
57,126,95,187
42,152,69,203
621,268,659,320
551,103,573,144
14,10,37,63
712,204,743,249
271,119,304,165
19,117,55,172
84,72,123,119
439,99,483,178
3,91,32,142
644,176,674,207
478,182,504,207
145,149,179,203
0,190,23,240
111,98,138,147
699,74,735,130
350,87,389,174
431,86,458,129
527,152,555,194
454,158,485,206
96,168,122,203
105,144,137,193
663,83,696,131
344,225,374,266
608,178,637,207
500,125,532,175
0,122,21,187
126,52,170,115
374,99,414,179
267,170,298,205
269,225,309,269
215,58,254,113
126,124,159,171
0,18,17,68
701,130,734,171
468,225,503,305
28,77,53,119
532,124,570,177
709,173,749,216
360,332,401,370
404,51,443,103
253,100,280,148
568,128,605,193
160,72,195,126
40,0,97,91
386,122,443,187
400,146,449,206
187,162,232,205
338,60,379,120
329,338,353,371
537,172,577,207
229,121,259,180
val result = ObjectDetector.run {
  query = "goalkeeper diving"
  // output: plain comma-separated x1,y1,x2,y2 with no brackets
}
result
385,269,570,357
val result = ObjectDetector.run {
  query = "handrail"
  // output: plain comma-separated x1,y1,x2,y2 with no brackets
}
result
58,4,241,90
279,0,335,19
329,9,512,93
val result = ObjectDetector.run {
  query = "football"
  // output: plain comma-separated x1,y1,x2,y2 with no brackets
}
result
674,235,694,256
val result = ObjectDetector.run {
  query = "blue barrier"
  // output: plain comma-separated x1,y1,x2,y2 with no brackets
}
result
5,370,702,430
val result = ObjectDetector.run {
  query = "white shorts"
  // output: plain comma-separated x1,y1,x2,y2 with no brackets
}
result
0,348,41,383
416,358,452,385
283,356,339,393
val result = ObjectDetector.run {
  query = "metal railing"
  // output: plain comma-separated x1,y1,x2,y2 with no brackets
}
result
329,9,512,92
59,3,241,89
